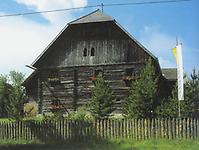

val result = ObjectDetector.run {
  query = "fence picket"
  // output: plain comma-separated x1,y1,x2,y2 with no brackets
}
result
0,118,198,141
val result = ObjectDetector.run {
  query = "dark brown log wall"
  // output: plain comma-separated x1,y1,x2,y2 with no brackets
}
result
35,22,150,69
40,62,145,113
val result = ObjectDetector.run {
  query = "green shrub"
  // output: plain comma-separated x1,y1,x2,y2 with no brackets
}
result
0,118,16,123
43,112,56,121
109,113,124,120
23,101,38,117
22,114,44,122
68,107,95,122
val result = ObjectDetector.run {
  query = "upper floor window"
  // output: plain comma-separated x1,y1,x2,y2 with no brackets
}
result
94,69,103,77
48,70,60,85
83,48,87,57
91,47,95,56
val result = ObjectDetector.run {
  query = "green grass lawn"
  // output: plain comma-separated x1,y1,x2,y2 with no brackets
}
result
0,139,198,150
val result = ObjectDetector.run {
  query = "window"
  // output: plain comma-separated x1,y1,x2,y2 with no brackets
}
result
83,48,87,57
48,70,60,85
94,69,103,77
91,47,95,56
125,68,134,76
49,70,59,79
90,69,103,82
123,68,135,87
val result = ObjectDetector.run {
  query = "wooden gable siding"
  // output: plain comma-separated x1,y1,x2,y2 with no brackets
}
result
40,63,145,113
36,21,150,69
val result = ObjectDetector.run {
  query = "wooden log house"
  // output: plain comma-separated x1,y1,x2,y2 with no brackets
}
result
23,10,176,113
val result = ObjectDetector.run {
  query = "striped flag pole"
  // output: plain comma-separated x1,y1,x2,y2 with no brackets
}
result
172,40,184,117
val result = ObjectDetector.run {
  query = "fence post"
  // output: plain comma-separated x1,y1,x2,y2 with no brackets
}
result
1,118,199,141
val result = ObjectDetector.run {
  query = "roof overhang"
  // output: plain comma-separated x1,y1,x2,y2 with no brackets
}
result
161,68,177,81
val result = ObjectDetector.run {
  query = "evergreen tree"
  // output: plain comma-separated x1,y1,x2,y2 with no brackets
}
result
124,59,158,118
89,75,114,119
156,85,179,117
156,69,199,117
186,69,199,117
0,71,27,118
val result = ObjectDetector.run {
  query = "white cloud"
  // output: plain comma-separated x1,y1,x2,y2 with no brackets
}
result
0,16,56,75
138,25,177,69
0,0,87,75
16,0,87,23
140,25,176,55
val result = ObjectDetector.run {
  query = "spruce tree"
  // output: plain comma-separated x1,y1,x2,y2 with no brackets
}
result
124,59,158,118
186,69,199,117
89,75,114,119
156,85,179,117
156,69,199,117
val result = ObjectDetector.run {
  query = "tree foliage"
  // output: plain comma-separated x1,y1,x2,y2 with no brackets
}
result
89,75,115,119
0,71,27,118
156,69,199,117
124,59,159,118
186,69,199,117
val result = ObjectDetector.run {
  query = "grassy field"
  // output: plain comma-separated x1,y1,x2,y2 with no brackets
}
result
0,139,198,150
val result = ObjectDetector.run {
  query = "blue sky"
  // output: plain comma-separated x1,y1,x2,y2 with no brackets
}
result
0,0,198,76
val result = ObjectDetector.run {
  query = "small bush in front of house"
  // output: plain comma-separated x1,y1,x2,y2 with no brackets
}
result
23,101,38,117
109,113,125,120
43,112,56,121
68,106,95,122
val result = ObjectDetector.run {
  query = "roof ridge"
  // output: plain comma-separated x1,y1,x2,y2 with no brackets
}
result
68,9,100,25
68,9,114,25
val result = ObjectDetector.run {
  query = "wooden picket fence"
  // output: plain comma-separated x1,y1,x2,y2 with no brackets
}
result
0,118,198,142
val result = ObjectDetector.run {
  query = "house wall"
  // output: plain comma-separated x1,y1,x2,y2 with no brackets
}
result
35,22,149,68
39,63,145,113
27,21,157,113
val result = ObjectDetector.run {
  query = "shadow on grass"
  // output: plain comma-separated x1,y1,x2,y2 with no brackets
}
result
25,120,101,144
0,140,120,150
0,120,120,150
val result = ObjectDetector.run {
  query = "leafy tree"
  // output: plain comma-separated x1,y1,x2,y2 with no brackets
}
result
89,75,115,119
156,69,199,117
124,59,159,118
0,75,14,117
0,71,27,118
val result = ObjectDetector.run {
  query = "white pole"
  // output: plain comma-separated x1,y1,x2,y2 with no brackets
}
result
176,42,184,118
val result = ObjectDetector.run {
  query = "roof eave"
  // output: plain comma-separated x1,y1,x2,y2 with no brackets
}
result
22,71,38,86
114,21,158,61
31,24,69,67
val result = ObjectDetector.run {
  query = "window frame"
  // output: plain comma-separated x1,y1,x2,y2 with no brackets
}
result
83,48,87,57
91,47,95,56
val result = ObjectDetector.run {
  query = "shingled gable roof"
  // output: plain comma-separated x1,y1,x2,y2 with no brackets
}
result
31,9,157,67
68,9,114,24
